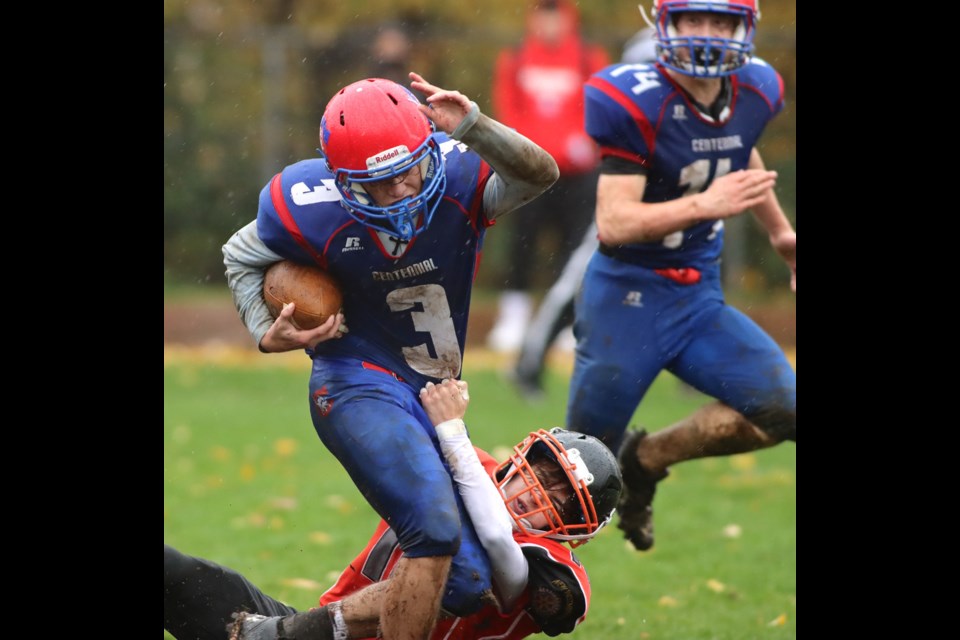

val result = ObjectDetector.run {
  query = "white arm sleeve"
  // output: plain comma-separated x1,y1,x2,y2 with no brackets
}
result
435,419,528,612
221,220,284,348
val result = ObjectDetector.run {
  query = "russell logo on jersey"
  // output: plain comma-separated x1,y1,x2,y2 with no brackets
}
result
343,237,364,252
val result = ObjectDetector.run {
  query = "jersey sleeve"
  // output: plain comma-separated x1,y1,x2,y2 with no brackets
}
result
256,178,306,262
584,70,654,167
737,57,785,118
256,170,328,266
520,543,590,636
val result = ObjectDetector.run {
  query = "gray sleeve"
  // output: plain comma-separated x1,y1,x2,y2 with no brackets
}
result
222,221,283,348
451,102,560,221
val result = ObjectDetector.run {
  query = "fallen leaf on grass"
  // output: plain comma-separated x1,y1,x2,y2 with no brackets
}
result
275,438,297,456
269,496,298,510
729,453,756,471
325,495,354,514
767,613,787,627
309,531,332,545
282,578,323,590
706,579,726,593
210,445,231,461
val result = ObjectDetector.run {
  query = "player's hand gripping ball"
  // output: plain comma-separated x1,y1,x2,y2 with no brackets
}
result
263,260,343,330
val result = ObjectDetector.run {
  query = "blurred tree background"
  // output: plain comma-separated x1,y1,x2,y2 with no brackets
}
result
164,0,796,295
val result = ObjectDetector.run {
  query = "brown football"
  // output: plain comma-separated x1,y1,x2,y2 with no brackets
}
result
263,260,343,330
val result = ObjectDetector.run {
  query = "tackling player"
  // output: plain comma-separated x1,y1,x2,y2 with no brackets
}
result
164,381,622,640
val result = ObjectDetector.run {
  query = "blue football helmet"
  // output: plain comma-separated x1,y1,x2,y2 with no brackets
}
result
645,0,759,78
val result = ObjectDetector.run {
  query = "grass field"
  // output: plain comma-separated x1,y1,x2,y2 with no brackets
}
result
164,349,796,639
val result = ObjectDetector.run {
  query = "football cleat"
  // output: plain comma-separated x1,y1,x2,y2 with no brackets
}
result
616,429,669,551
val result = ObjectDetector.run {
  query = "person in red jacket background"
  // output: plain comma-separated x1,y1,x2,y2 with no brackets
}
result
486,0,610,354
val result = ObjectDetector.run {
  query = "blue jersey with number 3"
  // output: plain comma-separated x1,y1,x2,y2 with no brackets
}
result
255,134,493,391
584,59,783,269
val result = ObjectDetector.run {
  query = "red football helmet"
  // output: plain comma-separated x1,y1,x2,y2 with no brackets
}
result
319,78,446,241
645,0,759,77
495,428,623,548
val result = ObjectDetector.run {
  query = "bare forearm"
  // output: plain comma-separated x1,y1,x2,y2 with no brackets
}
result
598,154,781,245
598,198,706,245
747,148,794,239
595,173,705,245
750,190,794,240
338,582,389,638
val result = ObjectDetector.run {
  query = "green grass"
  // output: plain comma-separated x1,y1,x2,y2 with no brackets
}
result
164,355,795,639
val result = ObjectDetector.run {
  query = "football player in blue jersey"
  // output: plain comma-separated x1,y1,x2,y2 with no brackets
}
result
222,72,559,639
566,0,796,551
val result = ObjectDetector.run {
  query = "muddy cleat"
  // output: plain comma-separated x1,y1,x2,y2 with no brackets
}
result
616,429,668,551
228,612,281,640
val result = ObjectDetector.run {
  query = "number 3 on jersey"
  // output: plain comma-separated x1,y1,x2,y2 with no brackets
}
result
387,284,461,380
662,157,731,249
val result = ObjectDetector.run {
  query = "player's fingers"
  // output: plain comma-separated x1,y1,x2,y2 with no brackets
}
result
754,174,777,188
409,72,436,94
743,178,775,199
305,313,341,345
742,194,768,210
334,312,349,336
730,169,775,187
318,313,338,330
280,302,296,317
435,379,461,402
427,91,468,110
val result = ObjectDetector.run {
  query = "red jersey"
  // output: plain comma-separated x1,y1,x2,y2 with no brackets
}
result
318,449,591,639
492,0,610,176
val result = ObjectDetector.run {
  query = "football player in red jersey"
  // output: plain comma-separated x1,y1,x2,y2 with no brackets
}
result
163,379,622,640
222,73,559,639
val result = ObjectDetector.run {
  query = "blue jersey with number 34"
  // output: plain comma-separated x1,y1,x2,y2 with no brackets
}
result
584,59,784,269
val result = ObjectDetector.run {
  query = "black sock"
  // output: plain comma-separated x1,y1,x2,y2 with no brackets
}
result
277,605,335,640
